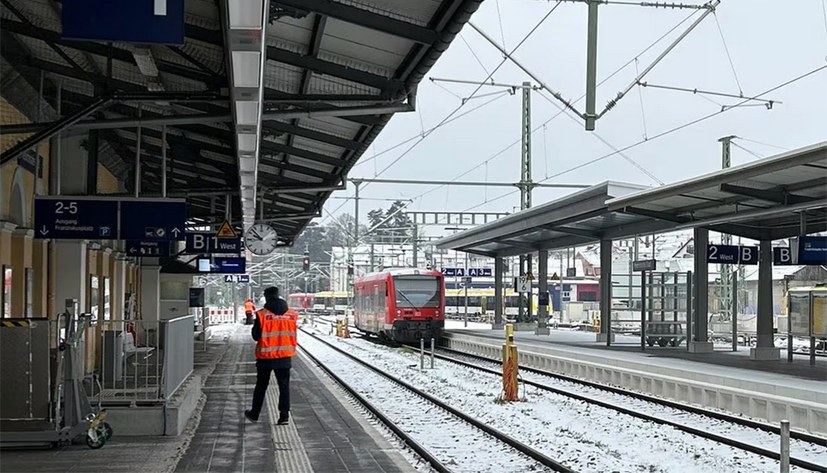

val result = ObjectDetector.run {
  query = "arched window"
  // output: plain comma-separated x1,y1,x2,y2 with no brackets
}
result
10,168,27,226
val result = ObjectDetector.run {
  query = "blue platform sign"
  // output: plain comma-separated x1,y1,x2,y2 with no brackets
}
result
34,198,118,239
441,267,492,277
707,244,758,265
62,0,185,45
224,274,251,283
798,236,827,265
738,245,759,265
121,200,186,241
199,257,246,274
773,247,797,265
706,244,739,264
185,232,242,254
126,241,170,257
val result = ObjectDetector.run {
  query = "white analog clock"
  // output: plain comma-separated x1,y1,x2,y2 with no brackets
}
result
244,223,278,256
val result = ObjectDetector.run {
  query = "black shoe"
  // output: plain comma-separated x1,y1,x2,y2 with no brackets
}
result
244,410,259,423
276,412,289,425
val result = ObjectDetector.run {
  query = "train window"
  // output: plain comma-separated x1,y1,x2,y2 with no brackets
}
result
393,276,441,308
579,291,598,302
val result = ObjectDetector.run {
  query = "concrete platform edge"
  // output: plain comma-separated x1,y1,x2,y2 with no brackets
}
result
442,333,827,436
296,351,419,472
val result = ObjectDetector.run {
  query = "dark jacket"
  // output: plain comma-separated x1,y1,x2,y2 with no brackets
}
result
251,298,289,341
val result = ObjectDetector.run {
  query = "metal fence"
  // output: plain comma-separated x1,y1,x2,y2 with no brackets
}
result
97,319,163,403
161,315,194,398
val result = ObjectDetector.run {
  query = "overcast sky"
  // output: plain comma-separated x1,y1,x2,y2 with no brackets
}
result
318,0,827,238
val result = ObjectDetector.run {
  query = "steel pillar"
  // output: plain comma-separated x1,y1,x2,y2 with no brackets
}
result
494,257,504,330
751,240,781,360
597,239,613,344
536,250,549,335
688,227,713,353
584,0,599,130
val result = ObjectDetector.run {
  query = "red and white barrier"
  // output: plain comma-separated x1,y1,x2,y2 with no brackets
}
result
207,307,237,324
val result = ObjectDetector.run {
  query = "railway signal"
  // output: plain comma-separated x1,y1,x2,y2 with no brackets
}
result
302,256,310,271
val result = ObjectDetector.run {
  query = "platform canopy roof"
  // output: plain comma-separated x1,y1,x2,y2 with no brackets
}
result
607,141,827,241
434,181,659,257
436,142,827,257
0,0,483,244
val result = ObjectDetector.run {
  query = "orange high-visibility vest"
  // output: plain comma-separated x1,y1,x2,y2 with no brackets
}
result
244,300,255,313
255,308,298,359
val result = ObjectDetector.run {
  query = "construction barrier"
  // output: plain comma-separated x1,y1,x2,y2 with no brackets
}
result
207,307,236,325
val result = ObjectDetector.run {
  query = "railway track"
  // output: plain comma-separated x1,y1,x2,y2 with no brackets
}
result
434,346,827,472
298,328,575,473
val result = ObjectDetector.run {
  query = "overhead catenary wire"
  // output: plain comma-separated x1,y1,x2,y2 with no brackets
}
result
322,8,706,226
365,9,701,217
354,7,696,171
459,33,491,75
368,2,565,184
735,137,789,151
713,12,743,95
451,63,827,215
634,58,649,140
730,141,763,160
470,23,664,184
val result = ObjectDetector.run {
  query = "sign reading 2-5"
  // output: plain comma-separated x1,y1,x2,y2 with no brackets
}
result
54,201,79,215
34,198,118,239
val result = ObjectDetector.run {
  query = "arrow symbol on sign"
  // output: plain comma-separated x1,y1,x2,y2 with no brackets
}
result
40,225,49,235
171,228,181,237
129,248,137,255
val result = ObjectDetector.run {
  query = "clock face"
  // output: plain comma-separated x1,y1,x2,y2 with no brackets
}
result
244,223,278,256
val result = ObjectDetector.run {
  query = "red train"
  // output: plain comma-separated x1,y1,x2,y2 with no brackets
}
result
353,268,445,344
287,293,315,311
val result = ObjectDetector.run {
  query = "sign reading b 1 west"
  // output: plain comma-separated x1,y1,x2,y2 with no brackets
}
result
34,198,118,239
707,244,758,265
185,232,241,254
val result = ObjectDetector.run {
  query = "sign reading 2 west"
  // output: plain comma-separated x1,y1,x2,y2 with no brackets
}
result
706,244,758,265
34,197,186,241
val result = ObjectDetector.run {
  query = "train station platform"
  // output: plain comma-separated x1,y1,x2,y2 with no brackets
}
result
442,326,827,435
1,325,415,473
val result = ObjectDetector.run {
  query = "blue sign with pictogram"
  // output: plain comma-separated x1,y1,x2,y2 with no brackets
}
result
120,200,186,241
126,240,170,257
798,236,827,265
34,198,118,239
62,0,185,45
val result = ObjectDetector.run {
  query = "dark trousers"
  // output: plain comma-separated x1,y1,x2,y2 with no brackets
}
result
250,357,291,419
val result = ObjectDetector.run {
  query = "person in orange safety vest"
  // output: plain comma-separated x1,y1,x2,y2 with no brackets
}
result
245,286,298,425
244,298,256,325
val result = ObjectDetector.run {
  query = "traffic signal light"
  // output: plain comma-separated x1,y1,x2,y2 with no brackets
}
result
302,257,310,271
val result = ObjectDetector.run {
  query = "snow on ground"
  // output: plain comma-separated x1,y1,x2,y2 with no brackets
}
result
299,334,556,473
300,326,822,473
444,320,494,330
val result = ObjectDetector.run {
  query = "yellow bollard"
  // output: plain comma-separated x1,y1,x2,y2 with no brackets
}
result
593,314,601,333
336,320,343,337
501,324,519,401
343,316,351,338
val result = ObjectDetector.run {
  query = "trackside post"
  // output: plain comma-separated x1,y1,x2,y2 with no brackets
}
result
780,419,790,473
502,324,519,401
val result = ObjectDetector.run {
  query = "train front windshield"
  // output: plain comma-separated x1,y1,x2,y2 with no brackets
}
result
393,276,441,308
